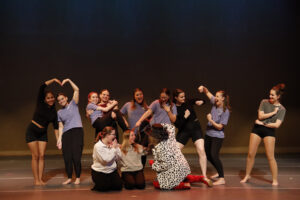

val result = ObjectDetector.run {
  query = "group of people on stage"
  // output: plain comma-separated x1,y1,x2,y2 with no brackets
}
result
25,78,286,190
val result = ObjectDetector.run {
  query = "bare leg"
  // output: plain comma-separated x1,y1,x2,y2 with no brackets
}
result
38,141,47,185
263,136,278,185
194,139,207,177
241,133,261,183
177,142,184,150
27,142,41,185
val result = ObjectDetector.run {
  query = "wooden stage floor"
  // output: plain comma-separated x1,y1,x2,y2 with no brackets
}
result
0,154,299,200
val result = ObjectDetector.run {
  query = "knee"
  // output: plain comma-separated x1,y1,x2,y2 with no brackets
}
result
39,154,45,160
197,147,206,157
266,154,276,162
32,154,39,160
247,152,256,160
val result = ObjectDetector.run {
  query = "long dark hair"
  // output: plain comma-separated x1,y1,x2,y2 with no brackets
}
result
217,90,231,112
130,88,148,110
172,88,184,104
159,88,173,108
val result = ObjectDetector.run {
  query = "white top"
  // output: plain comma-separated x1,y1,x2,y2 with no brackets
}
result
91,140,122,174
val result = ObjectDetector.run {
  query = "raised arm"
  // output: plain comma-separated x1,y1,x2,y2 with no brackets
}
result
62,79,79,104
198,85,213,100
96,100,118,112
45,78,61,86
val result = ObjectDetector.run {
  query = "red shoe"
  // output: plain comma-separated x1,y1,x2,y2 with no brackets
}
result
173,182,191,190
186,175,213,187
153,181,160,189
149,159,154,166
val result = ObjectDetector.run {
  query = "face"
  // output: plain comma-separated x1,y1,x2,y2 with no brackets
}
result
100,90,110,103
269,89,280,104
57,95,68,107
175,92,185,104
215,92,225,107
89,93,99,104
134,91,144,104
160,92,169,104
129,131,136,144
106,130,116,143
45,92,55,106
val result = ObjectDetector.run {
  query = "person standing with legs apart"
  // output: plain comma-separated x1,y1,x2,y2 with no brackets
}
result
25,78,61,185
198,85,230,185
57,79,84,185
173,89,212,187
241,83,286,186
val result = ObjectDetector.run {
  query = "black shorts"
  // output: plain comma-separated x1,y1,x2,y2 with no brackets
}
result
25,122,47,143
252,124,275,138
176,122,203,145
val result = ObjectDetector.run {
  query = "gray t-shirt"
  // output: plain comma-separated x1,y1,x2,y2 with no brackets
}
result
86,103,103,124
206,96,230,138
149,100,177,125
120,102,147,131
259,99,286,124
58,100,83,133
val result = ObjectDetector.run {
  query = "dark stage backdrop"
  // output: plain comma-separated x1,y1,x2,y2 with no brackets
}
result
0,0,298,155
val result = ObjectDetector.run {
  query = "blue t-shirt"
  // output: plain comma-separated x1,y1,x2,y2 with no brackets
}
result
149,100,177,125
86,103,103,124
120,102,147,132
57,100,83,133
206,96,230,138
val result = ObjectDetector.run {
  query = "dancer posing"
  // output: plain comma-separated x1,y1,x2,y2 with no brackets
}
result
57,79,84,185
120,88,149,166
173,89,212,186
241,84,286,186
148,124,211,190
120,130,146,190
135,88,176,127
87,89,128,139
91,127,123,191
198,85,230,185
26,78,61,185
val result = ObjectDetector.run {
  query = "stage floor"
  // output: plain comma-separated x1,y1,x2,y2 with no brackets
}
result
0,154,299,200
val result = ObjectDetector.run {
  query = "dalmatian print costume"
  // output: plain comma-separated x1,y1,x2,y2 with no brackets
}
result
152,123,191,190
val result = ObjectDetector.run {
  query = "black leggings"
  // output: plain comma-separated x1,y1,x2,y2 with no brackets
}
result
91,169,123,192
62,128,84,178
93,110,128,139
204,135,224,178
121,170,145,190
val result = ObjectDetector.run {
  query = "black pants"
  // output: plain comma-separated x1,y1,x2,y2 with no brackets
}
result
91,169,123,192
62,128,84,178
93,110,128,139
121,170,145,190
205,135,224,178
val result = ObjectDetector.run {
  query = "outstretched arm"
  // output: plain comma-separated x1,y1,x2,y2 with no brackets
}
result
135,109,153,127
198,85,213,101
62,79,79,104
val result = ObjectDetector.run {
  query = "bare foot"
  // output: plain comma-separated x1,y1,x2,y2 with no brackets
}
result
213,178,225,185
74,178,80,185
272,181,279,186
210,173,219,179
34,181,42,186
240,175,251,183
62,179,72,185
40,180,46,185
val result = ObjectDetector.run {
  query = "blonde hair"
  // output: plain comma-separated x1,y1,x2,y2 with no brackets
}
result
121,130,138,155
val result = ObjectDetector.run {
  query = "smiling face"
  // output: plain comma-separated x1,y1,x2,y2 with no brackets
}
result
88,93,99,104
175,92,185,104
134,90,144,104
129,131,136,144
99,90,110,103
159,92,169,104
45,92,55,106
57,95,68,107
215,92,225,107
269,89,280,104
